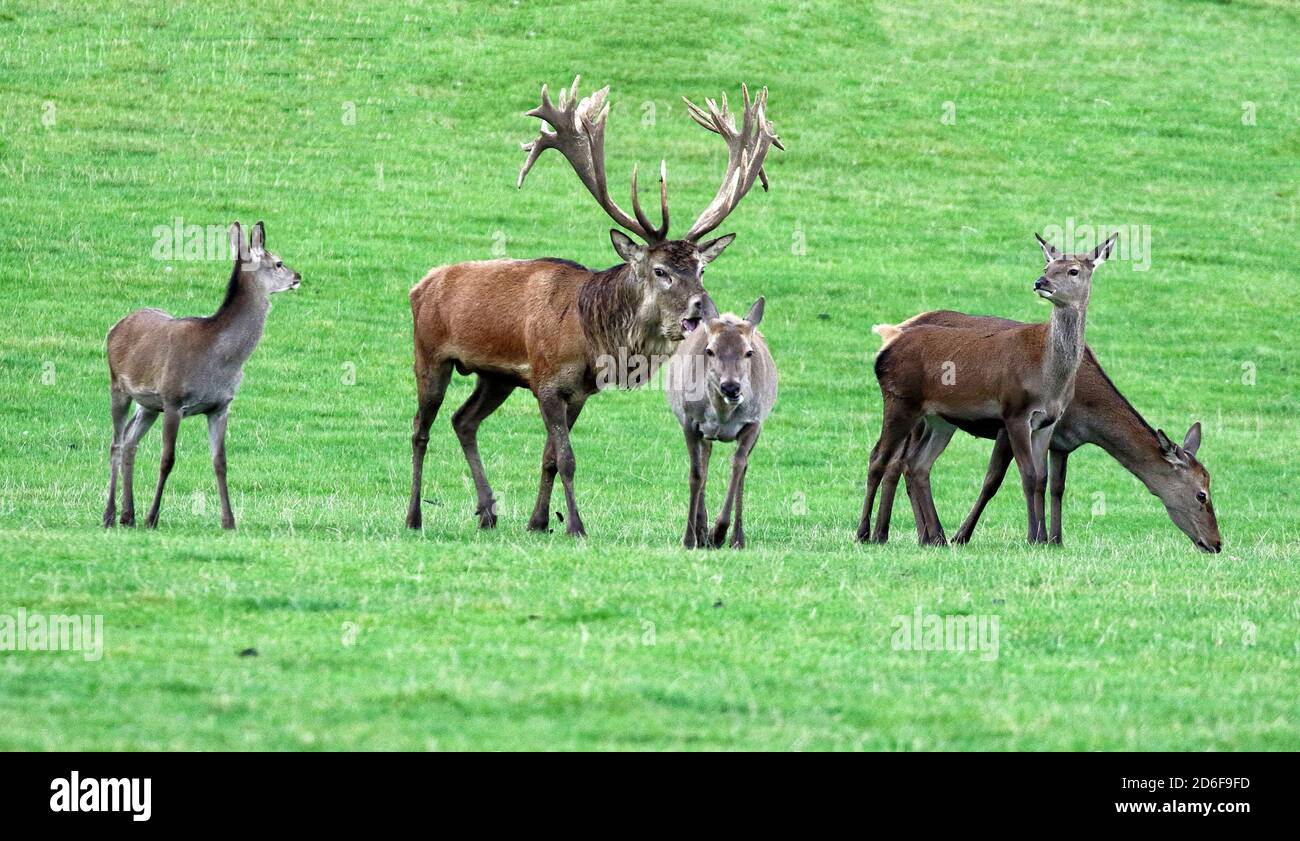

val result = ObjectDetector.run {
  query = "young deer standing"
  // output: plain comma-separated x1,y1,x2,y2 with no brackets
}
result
869,311,1222,552
103,221,300,529
666,297,777,549
406,78,782,536
858,232,1117,545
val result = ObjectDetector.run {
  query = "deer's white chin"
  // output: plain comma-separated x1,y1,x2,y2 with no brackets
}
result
1035,289,1053,299
723,394,744,406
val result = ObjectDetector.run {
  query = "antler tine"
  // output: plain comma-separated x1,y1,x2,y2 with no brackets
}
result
630,161,669,242
516,77,668,243
682,83,784,242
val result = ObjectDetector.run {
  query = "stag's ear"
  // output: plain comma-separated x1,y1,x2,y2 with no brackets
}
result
228,222,244,262
1157,428,1188,466
698,233,735,265
1090,231,1119,267
745,296,765,327
250,221,266,253
609,229,642,263
1035,232,1061,262
1182,422,1202,457
699,295,720,321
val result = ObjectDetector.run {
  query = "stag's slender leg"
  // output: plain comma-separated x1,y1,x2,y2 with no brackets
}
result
871,449,908,545
102,388,131,528
712,423,759,549
144,407,182,529
207,404,235,529
1048,448,1069,545
528,394,585,532
952,430,1013,544
119,406,159,527
536,390,585,537
406,359,453,529
682,425,705,549
452,375,515,528
857,400,920,543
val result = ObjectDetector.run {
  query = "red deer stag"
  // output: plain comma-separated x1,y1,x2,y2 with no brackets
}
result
869,311,1222,552
858,233,1117,545
103,221,301,529
406,78,782,536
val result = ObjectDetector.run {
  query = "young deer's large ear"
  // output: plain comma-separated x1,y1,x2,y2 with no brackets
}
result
228,222,244,262
610,229,642,263
1090,231,1119,267
1035,232,1062,262
698,233,736,265
1182,421,1202,457
1157,428,1188,466
251,221,266,253
745,296,765,327
699,294,720,321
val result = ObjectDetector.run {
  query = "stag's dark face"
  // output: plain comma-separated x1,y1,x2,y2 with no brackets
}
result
610,231,735,342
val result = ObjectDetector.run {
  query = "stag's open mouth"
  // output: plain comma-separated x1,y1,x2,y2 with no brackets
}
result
681,317,701,334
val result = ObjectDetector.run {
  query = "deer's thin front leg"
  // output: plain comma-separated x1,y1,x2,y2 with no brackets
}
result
119,406,158,527
207,405,235,530
1003,416,1045,544
1029,423,1055,543
144,408,182,529
952,429,1012,544
682,425,705,549
711,423,760,549
528,394,585,532
1048,448,1069,545
103,389,130,528
538,391,585,537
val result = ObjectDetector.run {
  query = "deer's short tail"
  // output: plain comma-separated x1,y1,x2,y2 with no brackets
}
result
872,323,903,350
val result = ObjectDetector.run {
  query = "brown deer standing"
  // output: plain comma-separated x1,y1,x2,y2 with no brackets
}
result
666,297,777,549
868,311,1222,552
103,221,300,529
858,232,1117,545
406,78,782,536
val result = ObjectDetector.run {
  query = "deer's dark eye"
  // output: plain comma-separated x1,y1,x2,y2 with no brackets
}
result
275,261,283,269
705,348,714,357
1068,268,1079,276
1196,491,1208,503
653,267,667,279
745,350,754,358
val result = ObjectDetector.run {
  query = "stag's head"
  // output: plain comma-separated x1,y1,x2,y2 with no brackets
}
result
232,221,301,295
517,78,782,342
1033,232,1117,309
1148,422,1222,553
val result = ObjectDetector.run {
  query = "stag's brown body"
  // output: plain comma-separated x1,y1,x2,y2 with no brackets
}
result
405,78,781,537
871,311,1222,552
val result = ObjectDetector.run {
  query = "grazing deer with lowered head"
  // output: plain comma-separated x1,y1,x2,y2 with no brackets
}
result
103,221,300,529
406,78,782,536
666,297,777,549
858,232,1118,545
869,311,1221,552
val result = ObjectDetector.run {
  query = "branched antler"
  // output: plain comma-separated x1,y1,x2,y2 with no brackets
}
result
518,76,670,243
681,84,784,242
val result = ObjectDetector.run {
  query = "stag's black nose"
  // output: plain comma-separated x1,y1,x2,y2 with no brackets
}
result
1033,276,1049,291
720,381,742,400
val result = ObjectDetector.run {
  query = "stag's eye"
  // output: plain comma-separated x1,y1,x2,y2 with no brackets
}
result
1068,268,1079,276
275,260,283,268
705,348,715,357
1196,491,1208,503
745,350,754,358
653,267,667,279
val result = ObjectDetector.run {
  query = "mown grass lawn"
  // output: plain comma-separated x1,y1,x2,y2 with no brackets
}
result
0,0,1296,750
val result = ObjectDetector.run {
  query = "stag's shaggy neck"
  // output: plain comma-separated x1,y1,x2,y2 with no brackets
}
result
577,263,672,380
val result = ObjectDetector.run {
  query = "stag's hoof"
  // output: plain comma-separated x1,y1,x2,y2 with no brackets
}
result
729,531,745,549
405,512,422,529
221,518,236,530
709,523,729,548
119,512,136,527
102,510,116,529
526,517,550,533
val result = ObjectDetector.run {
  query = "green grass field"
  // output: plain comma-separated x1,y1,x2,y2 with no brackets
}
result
1,0,1297,750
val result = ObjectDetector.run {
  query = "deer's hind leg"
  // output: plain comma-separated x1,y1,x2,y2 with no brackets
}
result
119,405,159,527
144,407,181,529
857,398,922,543
208,403,235,529
406,357,453,529
452,374,515,528
102,388,131,528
